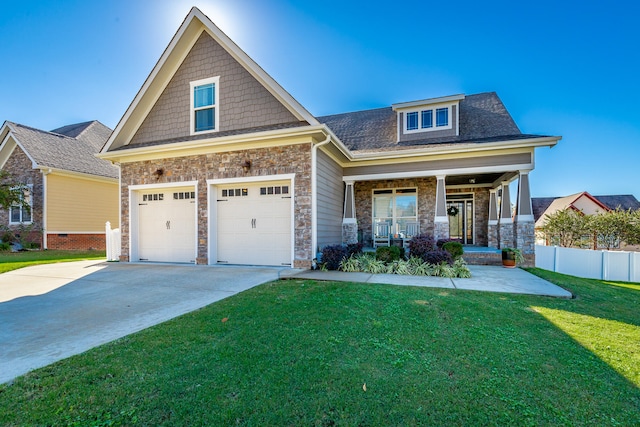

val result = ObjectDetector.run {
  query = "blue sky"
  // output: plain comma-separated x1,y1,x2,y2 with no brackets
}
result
1,0,638,198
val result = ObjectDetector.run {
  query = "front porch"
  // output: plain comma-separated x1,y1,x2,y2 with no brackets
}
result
340,172,536,266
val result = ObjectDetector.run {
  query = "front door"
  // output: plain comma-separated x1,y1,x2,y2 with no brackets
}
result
446,195,474,244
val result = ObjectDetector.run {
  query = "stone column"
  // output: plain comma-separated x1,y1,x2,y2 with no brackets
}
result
514,171,535,265
342,181,358,245
433,175,449,241
498,181,514,248
488,188,499,248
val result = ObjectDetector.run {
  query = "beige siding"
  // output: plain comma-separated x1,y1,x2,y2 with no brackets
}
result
573,196,606,215
46,174,119,232
130,32,299,145
316,149,344,250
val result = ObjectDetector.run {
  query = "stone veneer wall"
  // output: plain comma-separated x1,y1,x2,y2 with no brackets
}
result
0,146,44,247
119,143,312,267
355,177,437,247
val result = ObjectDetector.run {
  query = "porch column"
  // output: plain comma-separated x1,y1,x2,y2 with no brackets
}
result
434,175,449,241
514,170,535,264
498,181,514,248
487,188,499,248
342,180,358,245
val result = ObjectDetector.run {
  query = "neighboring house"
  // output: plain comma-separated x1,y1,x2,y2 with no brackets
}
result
533,192,640,249
99,7,560,267
0,120,119,250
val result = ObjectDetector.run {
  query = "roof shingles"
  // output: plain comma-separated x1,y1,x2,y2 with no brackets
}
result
7,121,118,179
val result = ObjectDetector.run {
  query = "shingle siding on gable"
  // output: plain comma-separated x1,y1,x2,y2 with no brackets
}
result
130,32,300,146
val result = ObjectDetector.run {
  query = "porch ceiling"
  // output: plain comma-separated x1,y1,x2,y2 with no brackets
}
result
446,173,506,187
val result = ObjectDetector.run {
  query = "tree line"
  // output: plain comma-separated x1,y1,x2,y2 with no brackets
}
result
539,208,640,250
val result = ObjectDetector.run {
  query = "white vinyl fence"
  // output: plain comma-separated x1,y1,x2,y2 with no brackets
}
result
105,221,121,262
536,245,640,282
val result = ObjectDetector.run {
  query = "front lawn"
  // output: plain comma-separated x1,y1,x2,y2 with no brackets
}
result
0,269,638,425
0,250,105,274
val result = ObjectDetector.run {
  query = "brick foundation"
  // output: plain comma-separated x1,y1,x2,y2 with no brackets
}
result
47,233,106,250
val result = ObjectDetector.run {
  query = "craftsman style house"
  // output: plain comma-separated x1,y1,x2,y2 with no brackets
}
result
0,120,119,250
99,7,560,267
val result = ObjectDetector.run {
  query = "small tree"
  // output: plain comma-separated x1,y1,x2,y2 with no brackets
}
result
540,208,590,248
0,170,28,211
591,208,640,250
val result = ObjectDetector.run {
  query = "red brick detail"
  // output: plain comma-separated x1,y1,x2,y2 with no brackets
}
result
46,234,106,250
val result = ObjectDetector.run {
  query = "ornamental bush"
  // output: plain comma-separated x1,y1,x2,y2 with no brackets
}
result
407,234,436,259
375,245,403,263
420,249,453,266
320,244,347,270
442,241,464,260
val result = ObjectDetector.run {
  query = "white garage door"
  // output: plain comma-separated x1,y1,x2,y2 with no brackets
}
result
137,187,196,263
216,181,291,266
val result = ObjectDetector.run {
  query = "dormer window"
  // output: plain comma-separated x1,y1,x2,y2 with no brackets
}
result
392,94,463,140
404,106,450,133
190,76,220,135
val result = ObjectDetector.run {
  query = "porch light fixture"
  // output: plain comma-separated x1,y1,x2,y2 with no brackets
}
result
469,178,476,184
241,159,252,173
153,168,164,180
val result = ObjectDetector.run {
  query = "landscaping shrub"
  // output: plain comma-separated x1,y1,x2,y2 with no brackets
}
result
420,249,453,266
376,245,402,263
436,238,455,248
442,241,464,259
346,242,363,258
407,234,436,259
320,244,348,270
0,242,11,251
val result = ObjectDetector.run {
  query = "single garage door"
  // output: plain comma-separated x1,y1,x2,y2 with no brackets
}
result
216,180,291,266
137,187,196,263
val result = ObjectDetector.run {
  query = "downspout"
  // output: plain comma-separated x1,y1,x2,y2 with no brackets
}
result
41,169,51,250
311,133,331,263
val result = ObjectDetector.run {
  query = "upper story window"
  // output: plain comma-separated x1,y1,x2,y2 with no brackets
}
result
10,185,32,224
190,76,220,135
404,106,450,134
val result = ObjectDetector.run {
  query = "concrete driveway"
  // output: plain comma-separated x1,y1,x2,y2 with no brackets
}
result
0,260,283,384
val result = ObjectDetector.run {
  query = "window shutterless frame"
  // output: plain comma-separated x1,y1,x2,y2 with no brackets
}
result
190,76,220,135
403,105,452,134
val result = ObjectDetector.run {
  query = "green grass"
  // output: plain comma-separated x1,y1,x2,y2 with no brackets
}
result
0,250,106,273
0,269,639,425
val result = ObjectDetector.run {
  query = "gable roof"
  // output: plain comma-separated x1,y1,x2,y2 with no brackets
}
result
593,194,640,211
103,7,318,153
318,92,537,152
533,193,640,223
52,120,112,151
0,120,118,179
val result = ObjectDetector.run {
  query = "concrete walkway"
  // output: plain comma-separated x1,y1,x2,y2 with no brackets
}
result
285,265,572,298
0,260,570,384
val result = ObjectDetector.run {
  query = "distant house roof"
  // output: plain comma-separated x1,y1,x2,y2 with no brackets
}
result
318,92,544,151
592,195,640,211
532,193,640,223
2,121,118,179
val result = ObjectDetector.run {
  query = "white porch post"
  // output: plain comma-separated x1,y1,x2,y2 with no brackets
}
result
488,188,499,248
514,170,535,263
342,180,358,245
498,180,514,248
434,175,449,241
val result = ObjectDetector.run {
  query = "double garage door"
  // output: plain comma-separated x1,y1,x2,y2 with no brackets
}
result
135,181,291,266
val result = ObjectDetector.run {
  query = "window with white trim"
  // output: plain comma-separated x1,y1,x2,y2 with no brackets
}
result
404,106,450,133
372,188,417,236
9,185,32,224
190,76,219,134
